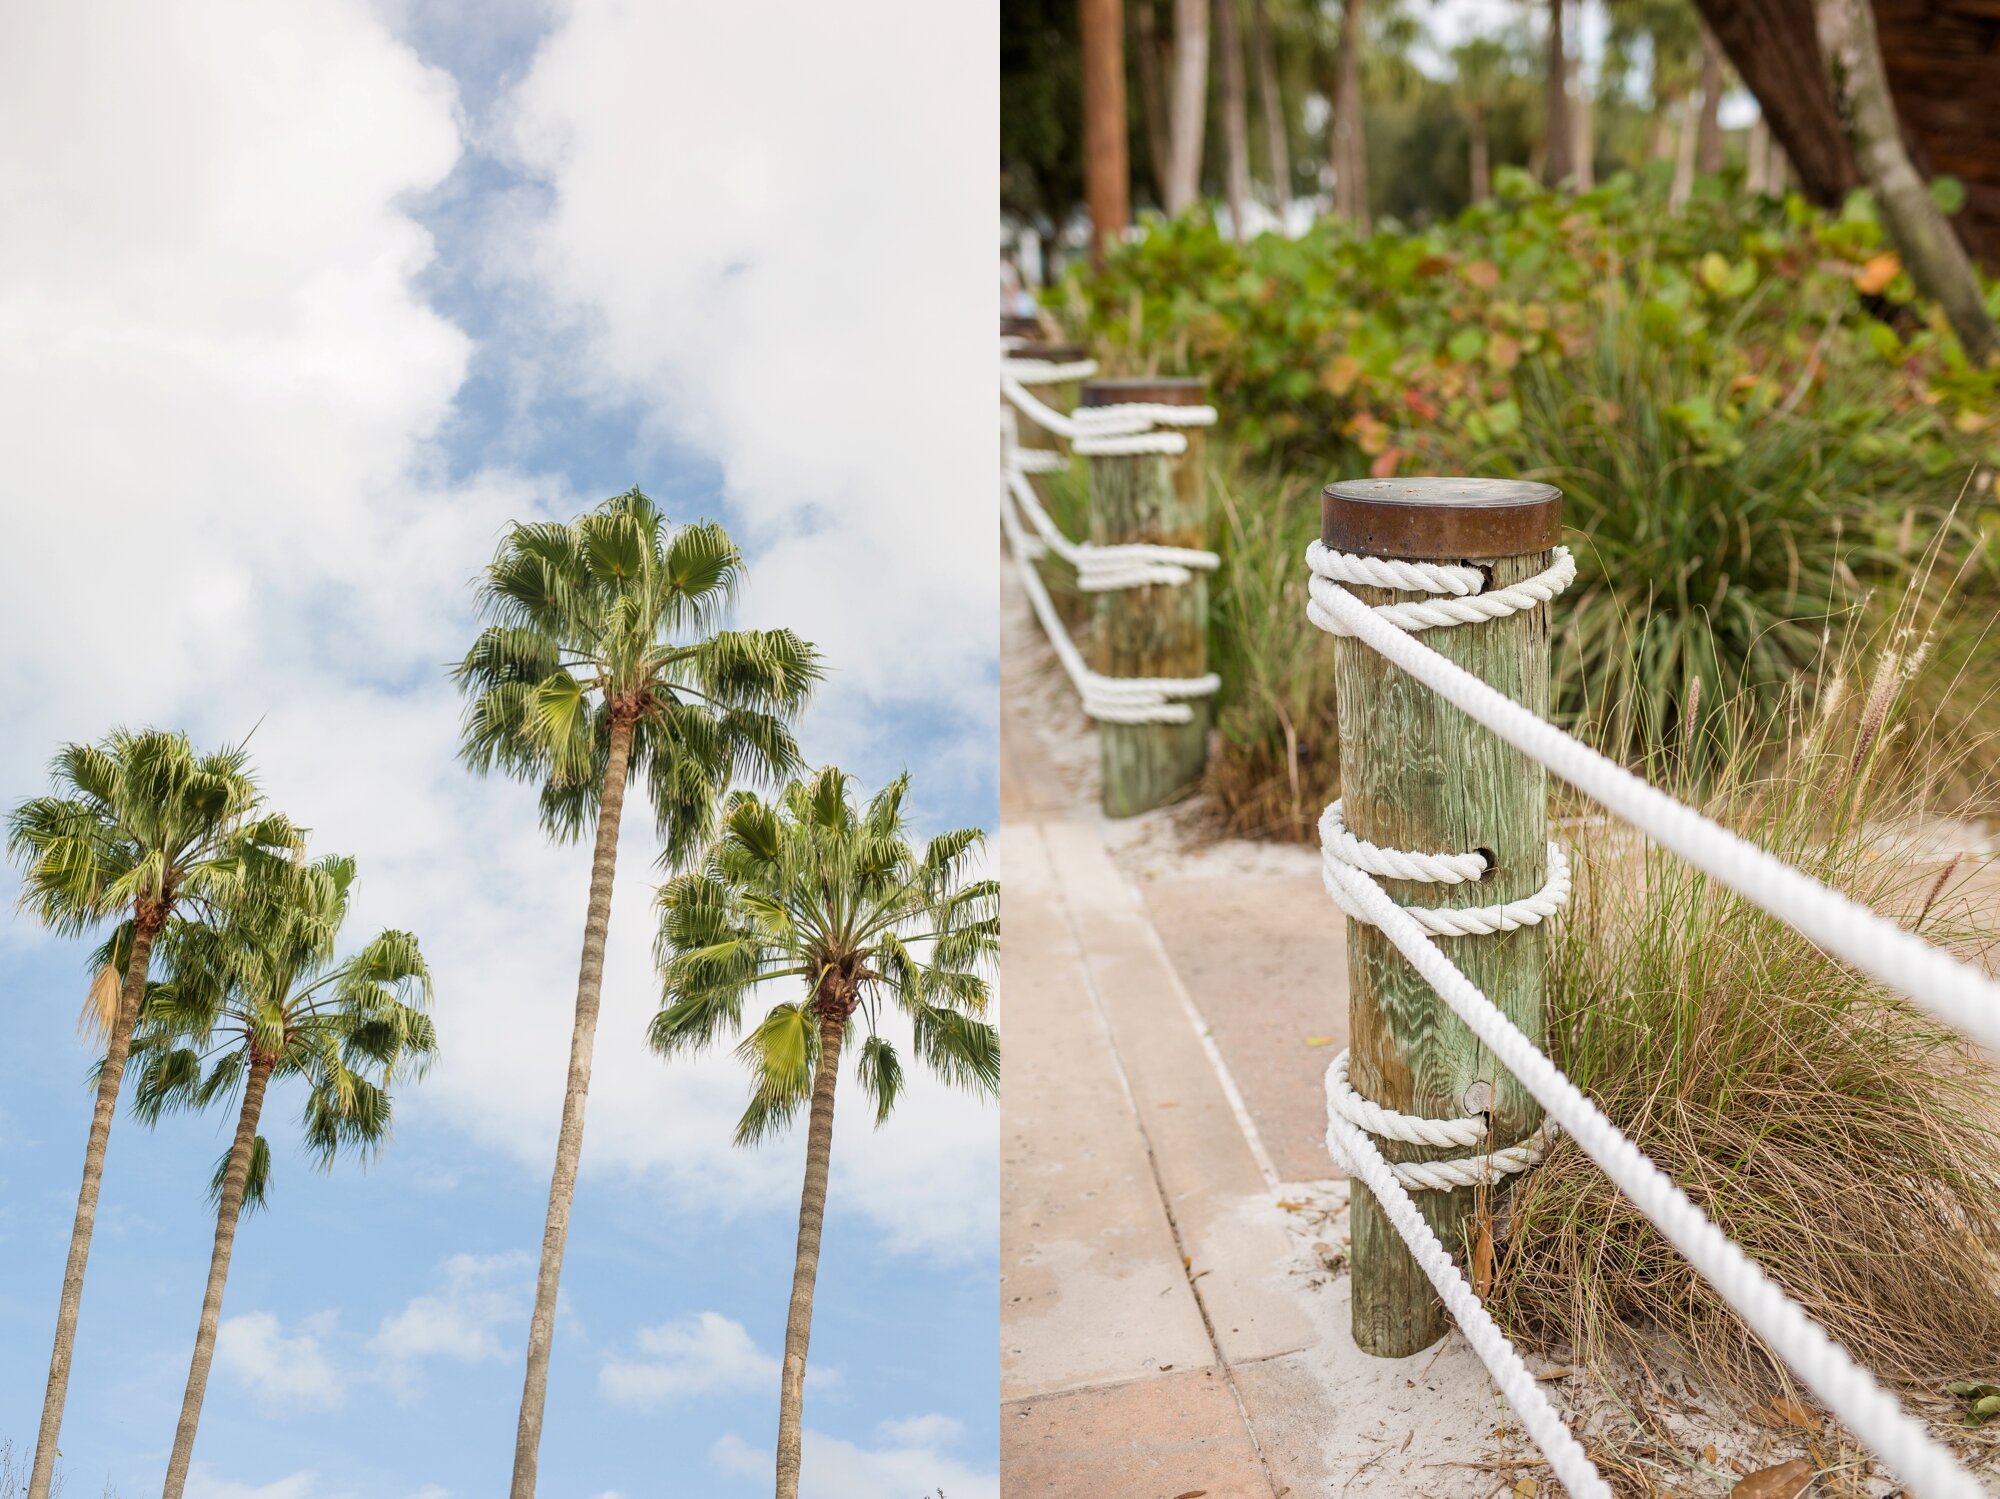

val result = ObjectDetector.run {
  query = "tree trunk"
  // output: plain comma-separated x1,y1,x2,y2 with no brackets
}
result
1165,0,1210,214
1747,113,1771,192
509,714,636,1499
1542,0,1573,185
1134,2,1174,206
1470,105,1491,203
27,920,157,1499
1214,0,1251,241
160,1054,272,1499
1671,94,1700,209
1081,0,1132,265
1250,0,1290,213
1570,38,1593,191
1332,0,1368,231
1812,0,1998,364
774,1008,846,1499
1696,18,1725,175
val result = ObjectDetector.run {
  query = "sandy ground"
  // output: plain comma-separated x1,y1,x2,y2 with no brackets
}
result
997,558,2000,1498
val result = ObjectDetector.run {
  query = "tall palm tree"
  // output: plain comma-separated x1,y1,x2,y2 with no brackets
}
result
650,768,999,1499
5,729,297,1499
130,851,435,1499
1451,34,1514,202
455,487,820,1498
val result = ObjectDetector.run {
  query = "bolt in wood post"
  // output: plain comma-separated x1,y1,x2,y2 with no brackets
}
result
1080,376,1211,818
1325,477,1562,1357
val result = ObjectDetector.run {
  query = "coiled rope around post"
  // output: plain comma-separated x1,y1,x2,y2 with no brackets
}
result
1304,523,1995,1499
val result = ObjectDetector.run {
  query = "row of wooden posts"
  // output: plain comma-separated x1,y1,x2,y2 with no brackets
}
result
1008,319,1560,1361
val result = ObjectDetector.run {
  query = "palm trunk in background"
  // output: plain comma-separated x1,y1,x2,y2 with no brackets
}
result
1746,114,1770,192
1470,103,1491,202
1696,18,1724,175
1134,2,1173,206
1215,0,1251,240
1081,0,1132,264
1331,0,1367,231
1165,0,1209,214
509,714,636,1499
160,1055,273,1499
27,921,158,1499
774,1009,847,1499
1250,0,1290,213
1570,41,1593,190
1671,94,1699,208
1812,0,1998,362
1542,0,1573,185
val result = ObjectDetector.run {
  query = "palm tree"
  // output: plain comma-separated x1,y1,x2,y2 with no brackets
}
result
650,768,999,1499
5,729,297,1499
1451,35,1513,202
455,487,820,1499
131,851,435,1499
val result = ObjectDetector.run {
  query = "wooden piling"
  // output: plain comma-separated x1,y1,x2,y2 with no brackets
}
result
1081,376,1211,818
1008,342,1089,463
1325,477,1562,1357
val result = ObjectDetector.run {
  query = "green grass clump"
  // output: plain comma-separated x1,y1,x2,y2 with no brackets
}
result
1493,607,2000,1397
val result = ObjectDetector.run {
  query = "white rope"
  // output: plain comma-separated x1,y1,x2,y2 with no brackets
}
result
1326,1049,1554,1190
1326,1097,1614,1498
1305,568,2000,1056
1309,548,1487,597
1004,464,1220,591
998,417,1218,723
1320,837,1986,1499
1003,356,1100,385
1321,803,1571,936
1308,541,1577,635
1072,401,1218,431
1073,430,1189,457
1320,797,1489,884
1012,447,1068,475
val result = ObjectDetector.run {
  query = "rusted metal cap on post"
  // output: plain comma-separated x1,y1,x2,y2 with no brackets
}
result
1321,477,1562,561
1001,313,1043,340
1079,376,1208,408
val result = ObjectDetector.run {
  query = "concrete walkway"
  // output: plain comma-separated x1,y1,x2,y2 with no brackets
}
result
999,577,1539,1499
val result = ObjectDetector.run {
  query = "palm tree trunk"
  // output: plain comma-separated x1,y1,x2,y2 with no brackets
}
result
1542,0,1573,186
1250,0,1290,213
1470,104,1491,203
1134,2,1174,206
160,1055,271,1499
1671,93,1699,209
1081,0,1131,265
1164,0,1209,214
509,714,636,1499
27,921,157,1499
1569,33,1593,190
1331,0,1367,230
1812,0,1997,363
1696,18,1724,176
774,1009,845,1499
1214,0,1251,241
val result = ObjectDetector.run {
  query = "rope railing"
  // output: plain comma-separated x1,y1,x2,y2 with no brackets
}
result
998,345,1221,727
1303,525,2000,1499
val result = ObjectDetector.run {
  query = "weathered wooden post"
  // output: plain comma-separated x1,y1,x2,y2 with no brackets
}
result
1080,376,1211,817
1001,313,1043,341
1326,477,1561,1356
1006,342,1089,463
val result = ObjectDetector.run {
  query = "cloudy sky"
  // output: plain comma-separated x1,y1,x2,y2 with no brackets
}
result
0,2,997,1496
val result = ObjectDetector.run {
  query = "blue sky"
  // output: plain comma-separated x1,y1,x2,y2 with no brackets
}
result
0,3,998,1496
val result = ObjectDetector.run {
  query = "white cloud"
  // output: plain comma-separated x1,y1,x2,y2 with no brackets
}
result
599,1311,777,1407
495,0,1000,774
0,0,995,1267
711,1420,996,1499
213,1311,345,1410
184,1473,322,1499
371,1250,529,1374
